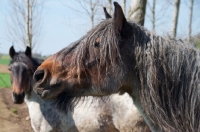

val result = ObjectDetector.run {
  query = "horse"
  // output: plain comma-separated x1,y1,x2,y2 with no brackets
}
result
9,45,150,132
33,2,200,132
9,46,63,132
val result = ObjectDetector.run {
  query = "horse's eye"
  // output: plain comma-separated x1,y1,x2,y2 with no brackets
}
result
94,42,100,48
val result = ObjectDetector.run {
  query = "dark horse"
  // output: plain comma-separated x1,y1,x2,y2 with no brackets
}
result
9,46,64,132
33,2,200,132
9,46,41,104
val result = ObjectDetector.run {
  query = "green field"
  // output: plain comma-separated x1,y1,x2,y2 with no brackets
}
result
0,73,11,88
0,57,11,88
0,59,10,65
0,54,10,65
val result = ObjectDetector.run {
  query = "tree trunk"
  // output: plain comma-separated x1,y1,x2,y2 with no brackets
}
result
90,0,94,28
121,0,126,15
26,0,31,47
107,0,112,14
188,0,194,42
170,0,180,38
29,0,33,49
128,0,147,26
152,0,156,31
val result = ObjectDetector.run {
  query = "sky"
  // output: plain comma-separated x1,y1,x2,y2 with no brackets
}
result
0,0,200,56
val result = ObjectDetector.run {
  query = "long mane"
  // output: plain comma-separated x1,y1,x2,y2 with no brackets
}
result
133,24,200,131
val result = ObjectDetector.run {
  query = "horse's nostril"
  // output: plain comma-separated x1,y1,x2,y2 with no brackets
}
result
34,70,45,82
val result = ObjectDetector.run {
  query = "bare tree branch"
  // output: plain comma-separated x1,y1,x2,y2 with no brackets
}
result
61,0,102,28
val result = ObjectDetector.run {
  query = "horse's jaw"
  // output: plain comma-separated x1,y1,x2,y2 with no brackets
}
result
35,88,59,99
33,82,67,100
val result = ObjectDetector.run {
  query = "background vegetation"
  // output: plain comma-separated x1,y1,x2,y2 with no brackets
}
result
0,54,11,88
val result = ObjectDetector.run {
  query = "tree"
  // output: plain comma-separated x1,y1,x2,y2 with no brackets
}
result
147,0,156,31
62,0,103,28
121,0,126,15
63,0,147,30
26,0,31,49
170,0,180,38
107,0,112,14
188,0,194,42
128,0,147,26
76,0,101,28
6,0,44,51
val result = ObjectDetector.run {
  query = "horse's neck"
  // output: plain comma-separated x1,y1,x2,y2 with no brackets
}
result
24,89,60,118
24,89,63,132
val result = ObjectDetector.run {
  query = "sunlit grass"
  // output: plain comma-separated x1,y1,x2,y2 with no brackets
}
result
195,41,200,49
11,108,18,114
0,73,11,88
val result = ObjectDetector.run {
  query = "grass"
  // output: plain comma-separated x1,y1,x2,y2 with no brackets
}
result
0,73,11,88
195,41,200,49
11,108,18,114
0,59,10,65
0,58,11,88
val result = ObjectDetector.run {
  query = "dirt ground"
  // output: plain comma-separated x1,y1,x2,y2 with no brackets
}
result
0,65,10,74
0,88,33,132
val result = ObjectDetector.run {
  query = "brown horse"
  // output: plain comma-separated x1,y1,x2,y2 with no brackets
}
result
33,2,200,132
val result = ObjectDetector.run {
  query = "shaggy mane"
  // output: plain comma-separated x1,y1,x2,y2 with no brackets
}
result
133,24,200,131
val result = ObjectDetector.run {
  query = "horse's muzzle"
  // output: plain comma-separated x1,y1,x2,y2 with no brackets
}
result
12,92,25,104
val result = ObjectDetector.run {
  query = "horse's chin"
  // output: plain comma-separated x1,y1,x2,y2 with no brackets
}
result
35,88,59,100
13,98,24,104
40,90,51,99
12,92,25,104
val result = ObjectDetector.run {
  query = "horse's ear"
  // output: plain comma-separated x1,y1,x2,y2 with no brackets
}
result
9,46,16,58
25,46,32,57
103,7,112,19
113,2,132,37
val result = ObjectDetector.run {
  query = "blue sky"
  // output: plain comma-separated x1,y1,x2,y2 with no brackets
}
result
0,0,200,56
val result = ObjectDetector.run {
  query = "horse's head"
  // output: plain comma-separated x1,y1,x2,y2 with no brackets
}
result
9,46,38,104
33,2,135,100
